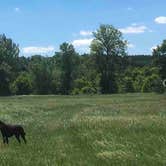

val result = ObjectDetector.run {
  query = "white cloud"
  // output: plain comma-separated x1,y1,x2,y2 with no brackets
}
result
72,38,93,47
22,46,55,55
80,30,92,36
151,46,157,51
155,16,166,24
76,46,91,54
14,7,20,12
119,25,148,34
127,43,135,48
72,38,93,53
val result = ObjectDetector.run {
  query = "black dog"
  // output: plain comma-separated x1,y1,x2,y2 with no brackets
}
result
0,121,26,144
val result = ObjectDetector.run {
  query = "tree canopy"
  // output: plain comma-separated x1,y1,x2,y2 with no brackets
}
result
152,40,166,79
0,25,165,95
90,25,127,93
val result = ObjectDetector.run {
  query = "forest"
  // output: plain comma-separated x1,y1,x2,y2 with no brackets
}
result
0,24,166,96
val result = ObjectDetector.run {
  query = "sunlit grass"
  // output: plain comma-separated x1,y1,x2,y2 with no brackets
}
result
0,93,165,165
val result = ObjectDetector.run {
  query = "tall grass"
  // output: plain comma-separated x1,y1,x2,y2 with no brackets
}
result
0,93,165,165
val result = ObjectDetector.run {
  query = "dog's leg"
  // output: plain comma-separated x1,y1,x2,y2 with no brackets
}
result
5,137,9,144
21,134,26,144
15,135,21,143
3,137,6,144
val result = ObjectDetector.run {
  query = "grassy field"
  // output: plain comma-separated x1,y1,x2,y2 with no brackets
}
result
0,93,165,166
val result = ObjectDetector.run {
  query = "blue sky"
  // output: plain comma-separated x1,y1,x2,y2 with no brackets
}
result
0,0,166,56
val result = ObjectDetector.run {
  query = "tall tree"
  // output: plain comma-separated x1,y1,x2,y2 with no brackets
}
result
0,34,19,69
56,43,78,94
29,56,52,94
0,34,19,95
0,62,12,95
90,24,126,93
152,40,166,79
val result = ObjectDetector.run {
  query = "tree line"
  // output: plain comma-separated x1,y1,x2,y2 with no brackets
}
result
0,24,165,96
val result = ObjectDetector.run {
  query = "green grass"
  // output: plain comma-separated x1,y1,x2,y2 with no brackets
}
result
0,93,165,166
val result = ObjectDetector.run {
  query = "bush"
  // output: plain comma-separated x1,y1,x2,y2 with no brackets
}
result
153,79,165,93
11,72,33,95
81,86,96,94
71,88,81,95
141,74,165,93
72,77,100,94
118,77,135,93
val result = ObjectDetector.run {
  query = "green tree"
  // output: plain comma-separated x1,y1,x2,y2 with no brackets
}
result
29,56,52,94
56,43,79,94
18,56,29,72
90,24,126,94
0,34,20,95
50,69,61,94
141,74,164,93
119,76,135,93
152,40,166,79
0,34,19,70
11,72,33,95
0,62,12,95
72,54,101,94
73,73,100,95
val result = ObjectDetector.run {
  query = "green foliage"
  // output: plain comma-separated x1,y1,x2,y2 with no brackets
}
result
118,67,163,93
0,62,12,95
29,56,53,94
56,43,79,94
152,40,166,79
0,32,165,96
127,55,152,67
119,76,135,93
72,74,100,94
72,54,101,95
0,34,19,71
50,69,61,94
10,72,33,95
0,34,20,95
80,86,96,94
153,79,165,93
141,74,165,93
91,24,126,57
90,24,127,94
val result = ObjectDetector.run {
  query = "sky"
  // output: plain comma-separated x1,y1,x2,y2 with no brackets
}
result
0,0,166,56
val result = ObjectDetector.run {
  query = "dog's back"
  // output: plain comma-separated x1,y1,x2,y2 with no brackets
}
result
14,125,26,135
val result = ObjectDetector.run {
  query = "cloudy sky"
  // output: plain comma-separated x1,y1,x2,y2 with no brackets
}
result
0,0,166,56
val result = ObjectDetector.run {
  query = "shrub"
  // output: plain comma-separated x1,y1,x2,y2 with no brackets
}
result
81,86,96,94
141,74,165,93
118,77,135,93
11,72,33,95
72,77,100,94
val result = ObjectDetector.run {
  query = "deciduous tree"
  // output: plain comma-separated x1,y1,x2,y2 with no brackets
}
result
90,24,126,93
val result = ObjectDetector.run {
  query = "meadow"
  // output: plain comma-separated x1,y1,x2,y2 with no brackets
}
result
0,93,165,166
